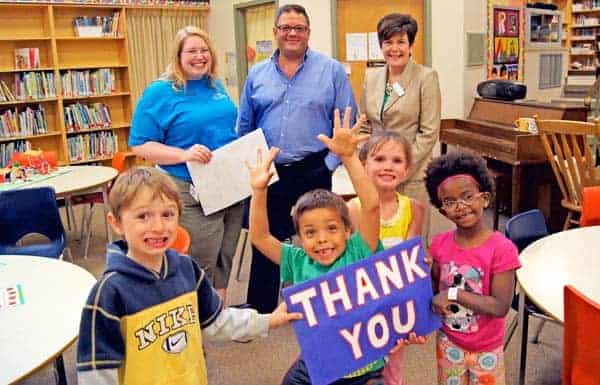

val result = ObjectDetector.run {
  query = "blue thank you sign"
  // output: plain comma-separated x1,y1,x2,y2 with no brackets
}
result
282,237,441,385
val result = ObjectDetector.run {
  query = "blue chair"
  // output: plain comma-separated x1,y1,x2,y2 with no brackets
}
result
504,209,552,349
0,186,67,259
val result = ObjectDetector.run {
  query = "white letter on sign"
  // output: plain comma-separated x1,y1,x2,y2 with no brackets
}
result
289,287,319,327
367,313,390,349
321,275,352,317
400,245,427,283
339,323,363,359
392,300,416,334
375,255,404,295
355,267,380,306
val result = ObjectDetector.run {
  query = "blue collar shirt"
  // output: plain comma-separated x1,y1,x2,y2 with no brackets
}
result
238,48,357,170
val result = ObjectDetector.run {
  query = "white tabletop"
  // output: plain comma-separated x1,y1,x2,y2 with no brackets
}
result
0,255,97,384
516,226,600,322
24,166,118,197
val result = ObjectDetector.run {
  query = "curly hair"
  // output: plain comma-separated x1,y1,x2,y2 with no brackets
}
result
291,189,351,234
425,152,494,208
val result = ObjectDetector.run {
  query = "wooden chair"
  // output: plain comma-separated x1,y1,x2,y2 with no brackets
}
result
535,118,600,230
563,285,600,385
580,186,600,227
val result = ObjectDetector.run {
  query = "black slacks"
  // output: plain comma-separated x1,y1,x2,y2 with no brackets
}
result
246,150,331,313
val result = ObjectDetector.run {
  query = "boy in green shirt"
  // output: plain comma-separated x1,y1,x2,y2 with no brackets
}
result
248,107,384,384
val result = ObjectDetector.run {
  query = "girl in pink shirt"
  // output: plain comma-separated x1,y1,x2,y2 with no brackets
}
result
424,153,520,385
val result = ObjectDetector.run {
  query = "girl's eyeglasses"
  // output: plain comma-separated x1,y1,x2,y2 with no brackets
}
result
441,192,487,211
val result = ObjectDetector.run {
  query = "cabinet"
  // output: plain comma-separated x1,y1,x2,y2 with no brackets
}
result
0,3,133,167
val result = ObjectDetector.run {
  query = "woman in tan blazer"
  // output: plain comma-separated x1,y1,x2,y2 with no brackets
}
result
360,13,441,245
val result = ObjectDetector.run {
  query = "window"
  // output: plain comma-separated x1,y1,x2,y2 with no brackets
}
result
539,54,562,89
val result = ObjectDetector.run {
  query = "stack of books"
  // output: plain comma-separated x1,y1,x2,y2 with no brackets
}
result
68,131,117,162
0,105,48,138
61,68,115,97
73,12,120,37
14,48,40,70
1,140,31,168
64,102,112,132
13,72,56,100
0,81,16,102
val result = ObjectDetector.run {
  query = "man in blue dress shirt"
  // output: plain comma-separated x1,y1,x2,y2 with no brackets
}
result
238,3,357,313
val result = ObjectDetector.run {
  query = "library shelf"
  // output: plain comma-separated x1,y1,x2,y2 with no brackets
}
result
0,132,62,143
0,3,134,168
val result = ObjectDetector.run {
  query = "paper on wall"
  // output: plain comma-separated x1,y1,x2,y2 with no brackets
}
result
368,32,384,61
186,128,278,215
345,33,368,61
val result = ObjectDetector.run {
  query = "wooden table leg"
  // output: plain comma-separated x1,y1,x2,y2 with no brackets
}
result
102,184,112,242
517,282,529,385
511,165,522,216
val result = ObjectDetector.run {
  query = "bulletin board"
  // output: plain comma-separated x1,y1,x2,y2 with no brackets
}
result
336,0,424,103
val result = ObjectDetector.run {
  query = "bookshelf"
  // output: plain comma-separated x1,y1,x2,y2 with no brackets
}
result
0,3,133,167
564,0,600,72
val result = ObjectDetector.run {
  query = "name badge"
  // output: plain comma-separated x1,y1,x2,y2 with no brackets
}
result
392,82,405,97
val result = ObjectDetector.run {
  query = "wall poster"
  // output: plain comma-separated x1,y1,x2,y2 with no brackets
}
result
491,7,520,80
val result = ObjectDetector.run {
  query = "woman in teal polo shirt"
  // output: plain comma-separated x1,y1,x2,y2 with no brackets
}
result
129,26,242,301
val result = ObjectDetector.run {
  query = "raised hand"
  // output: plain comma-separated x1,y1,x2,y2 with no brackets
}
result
247,147,279,190
317,106,368,158
268,301,303,329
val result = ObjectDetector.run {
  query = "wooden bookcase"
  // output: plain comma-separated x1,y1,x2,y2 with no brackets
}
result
562,0,600,73
0,3,133,167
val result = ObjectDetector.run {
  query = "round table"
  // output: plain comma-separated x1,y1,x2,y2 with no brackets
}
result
515,226,600,385
0,255,97,384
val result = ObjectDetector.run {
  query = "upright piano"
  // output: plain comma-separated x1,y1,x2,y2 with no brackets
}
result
441,97,588,231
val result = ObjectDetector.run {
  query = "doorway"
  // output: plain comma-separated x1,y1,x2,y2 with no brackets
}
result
234,0,277,95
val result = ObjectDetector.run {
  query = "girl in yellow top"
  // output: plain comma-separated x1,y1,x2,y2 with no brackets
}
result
347,131,424,385
348,131,424,246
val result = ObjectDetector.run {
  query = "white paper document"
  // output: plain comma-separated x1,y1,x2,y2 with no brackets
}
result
186,129,278,215
368,32,384,61
346,33,368,61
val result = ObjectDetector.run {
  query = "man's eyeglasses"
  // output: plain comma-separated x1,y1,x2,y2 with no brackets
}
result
181,48,210,56
441,192,486,211
276,24,309,34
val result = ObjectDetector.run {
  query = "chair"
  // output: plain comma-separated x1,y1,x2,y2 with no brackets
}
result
580,186,600,227
0,187,67,259
171,225,191,254
563,285,600,385
504,209,553,349
68,152,127,259
535,118,600,230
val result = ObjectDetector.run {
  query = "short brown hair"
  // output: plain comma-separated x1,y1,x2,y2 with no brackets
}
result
377,13,418,47
291,189,351,234
275,4,310,27
358,131,413,169
109,167,181,219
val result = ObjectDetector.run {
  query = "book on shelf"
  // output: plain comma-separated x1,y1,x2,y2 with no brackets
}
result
68,131,117,162
1,140,31,168
64,102,112,132
14,72,56,100
14,48,40,70
73,12,120,37
61,68,116,97
0,81,16,102
0,105,48,139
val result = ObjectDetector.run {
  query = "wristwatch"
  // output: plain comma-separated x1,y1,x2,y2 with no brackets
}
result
448,287,459,301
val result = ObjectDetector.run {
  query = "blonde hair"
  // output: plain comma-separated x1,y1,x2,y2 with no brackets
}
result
109,167,181,219
160,26,218,90
358,131,413,168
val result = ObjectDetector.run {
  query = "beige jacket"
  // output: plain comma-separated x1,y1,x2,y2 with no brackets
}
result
359,59,441,183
